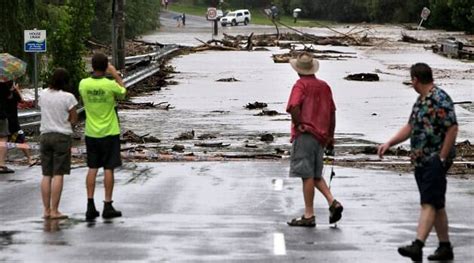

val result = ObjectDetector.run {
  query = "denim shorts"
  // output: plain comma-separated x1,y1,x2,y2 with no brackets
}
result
289,133,324,179
414,155,451,210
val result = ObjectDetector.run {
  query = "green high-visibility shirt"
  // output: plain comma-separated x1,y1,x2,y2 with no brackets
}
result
79,77,126,138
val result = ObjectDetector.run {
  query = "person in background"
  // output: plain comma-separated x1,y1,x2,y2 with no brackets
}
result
39,68,78,219
378,63,457,261
6,82,33,165
0,81,14,174
79,53,126,220
182,13,186,26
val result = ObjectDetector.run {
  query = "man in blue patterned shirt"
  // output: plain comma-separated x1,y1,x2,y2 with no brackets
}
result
378,63,458,261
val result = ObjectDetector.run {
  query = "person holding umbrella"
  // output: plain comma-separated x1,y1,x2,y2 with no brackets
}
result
0,53,27,174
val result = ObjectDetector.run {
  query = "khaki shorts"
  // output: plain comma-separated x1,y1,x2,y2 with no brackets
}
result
0,119,9,137
40,133,72,176
290,133,324,179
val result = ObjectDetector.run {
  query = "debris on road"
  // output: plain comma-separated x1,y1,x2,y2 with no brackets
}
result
194,142,230,148
216,77,240,82
260,134,274,142
345,73,380,81
118,101,173,110
171,144,185,152
175,130,195,140
245,101,268,110
254,110,281,116
122,130,161,143
198,134,217,140
400,32,431,44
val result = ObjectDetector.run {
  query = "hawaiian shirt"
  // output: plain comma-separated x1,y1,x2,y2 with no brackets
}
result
409,86,457,167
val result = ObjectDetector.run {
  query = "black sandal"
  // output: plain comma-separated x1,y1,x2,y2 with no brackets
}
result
329,200,343,224
0,166,14,174
287,215,316,227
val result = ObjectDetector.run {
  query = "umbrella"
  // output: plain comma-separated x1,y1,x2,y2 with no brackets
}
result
0,53,27,83
293,8,302,12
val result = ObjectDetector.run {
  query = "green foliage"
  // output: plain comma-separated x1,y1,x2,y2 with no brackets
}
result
91,0,112,43
428,0,454,29
125,0,161,39
449,0,474,33
91,0,161,43
45,0,95,95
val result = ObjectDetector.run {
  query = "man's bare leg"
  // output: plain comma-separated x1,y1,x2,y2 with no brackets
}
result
86,168,98,199
41,176,52,218
416,204,437,242
302,178,315,218
433,208,450,242
104,169,114,202
314,177,335,206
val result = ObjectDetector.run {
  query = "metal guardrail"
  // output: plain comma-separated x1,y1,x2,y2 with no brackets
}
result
18,45,180,130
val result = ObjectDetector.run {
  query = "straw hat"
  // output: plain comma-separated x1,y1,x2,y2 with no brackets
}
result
289,52,319,75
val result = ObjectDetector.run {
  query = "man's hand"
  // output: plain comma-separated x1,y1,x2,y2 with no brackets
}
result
106,62,125,87
377,142,391,159
106,63,118,75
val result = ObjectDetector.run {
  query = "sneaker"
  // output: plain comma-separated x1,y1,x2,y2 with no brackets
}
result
102,201,122,219
398,241,423,261
329,200,343,224
428,246,454,261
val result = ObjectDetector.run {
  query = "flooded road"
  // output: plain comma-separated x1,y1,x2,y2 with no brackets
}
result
1,11,472,262
136,11,473,154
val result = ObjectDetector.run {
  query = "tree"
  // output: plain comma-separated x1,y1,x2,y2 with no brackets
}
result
45,0,95,94
428,0,454,29
449,0,474,33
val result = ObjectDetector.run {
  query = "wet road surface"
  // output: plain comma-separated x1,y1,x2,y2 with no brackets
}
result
1,10,473,263
1,162,473,262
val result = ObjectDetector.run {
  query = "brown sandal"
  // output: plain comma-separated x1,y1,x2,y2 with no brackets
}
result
287,215,316,227
0,166,14,174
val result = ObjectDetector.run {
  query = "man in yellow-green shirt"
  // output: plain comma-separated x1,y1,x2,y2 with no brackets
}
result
79,52,126,220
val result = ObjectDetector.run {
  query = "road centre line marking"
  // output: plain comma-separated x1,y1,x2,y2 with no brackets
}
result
273,233,286,255
273,179,283,191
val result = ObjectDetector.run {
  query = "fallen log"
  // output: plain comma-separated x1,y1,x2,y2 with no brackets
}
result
245,101,268,109
175,130,195,140
118,101,156,110
122,130,161,143
401,32,431,44
254,110,281,116
194,142,230,148
344,73,380,82
216,77,240,82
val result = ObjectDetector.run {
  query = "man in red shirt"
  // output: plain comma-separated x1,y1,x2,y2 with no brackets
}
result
286,52,343,227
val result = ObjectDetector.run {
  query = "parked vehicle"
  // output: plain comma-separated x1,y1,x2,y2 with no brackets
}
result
220,9,251,26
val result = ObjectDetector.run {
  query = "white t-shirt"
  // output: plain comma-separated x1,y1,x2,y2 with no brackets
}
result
39,88,78,135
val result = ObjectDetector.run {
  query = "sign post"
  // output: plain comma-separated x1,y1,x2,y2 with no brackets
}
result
207,7,218,36
24,29,47,108
418,7,431,30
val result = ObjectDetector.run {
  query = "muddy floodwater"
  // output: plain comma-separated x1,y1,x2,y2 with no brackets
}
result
132,14,473,162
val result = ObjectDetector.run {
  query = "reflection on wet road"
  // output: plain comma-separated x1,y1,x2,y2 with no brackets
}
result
1,163,473,261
